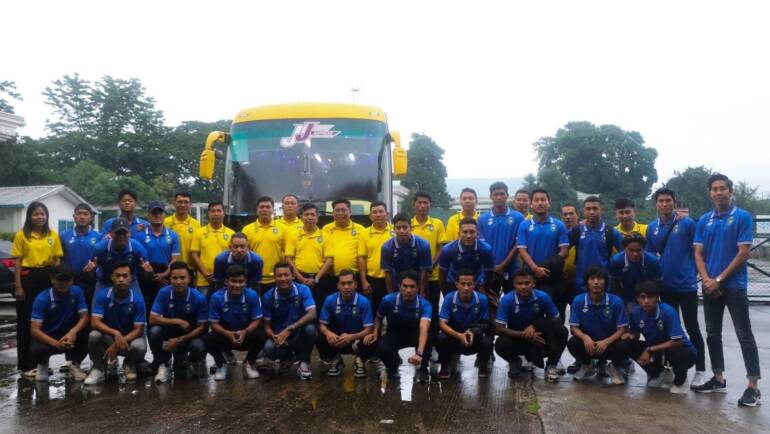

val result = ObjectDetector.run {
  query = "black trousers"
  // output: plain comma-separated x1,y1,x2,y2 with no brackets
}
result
30,329,89,366
316,334,376,361
661,291,706,372
436,330,493,365
366,276,388,314
302,272,334,310
487,274,513,296
16,267,51,371
495,318,568,367
567,336,630,367
263,323,317,364
376,328,432,371
626,339,696,386
138,263,168,321
204,330,265,367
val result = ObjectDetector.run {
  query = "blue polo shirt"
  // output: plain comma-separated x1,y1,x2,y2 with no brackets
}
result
31,286,88,338
496,289,559,331
93,238,149,284
646,215,698,292
377,292,432,332
437,240,495,285
150,286,208,326
573,222,623,292
516,216,569,265
569,292,628,340
262,284,315,333
380,234,433,277
133,227,180,265
209,288,262,331
478,208,525,274
439,290,489,332
609,251,662,303
319,292,374,335
60,227,101,273
694,206,753,289
629,303,696,356
213,251,264,287
101,216,150,237
92,287,146,335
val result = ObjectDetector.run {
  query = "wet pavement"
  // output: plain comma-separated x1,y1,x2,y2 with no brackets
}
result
0,305,768,434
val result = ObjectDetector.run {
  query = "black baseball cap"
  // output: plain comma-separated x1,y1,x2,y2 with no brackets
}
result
50,264,75,281
147,201,165,213
112,218,131,233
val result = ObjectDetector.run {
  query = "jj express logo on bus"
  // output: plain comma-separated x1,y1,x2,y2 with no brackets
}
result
280,122,341,148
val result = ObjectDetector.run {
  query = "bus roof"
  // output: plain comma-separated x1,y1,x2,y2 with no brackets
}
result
233,103,388,124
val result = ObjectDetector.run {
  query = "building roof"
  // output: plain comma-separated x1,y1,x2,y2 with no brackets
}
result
0,185,98,212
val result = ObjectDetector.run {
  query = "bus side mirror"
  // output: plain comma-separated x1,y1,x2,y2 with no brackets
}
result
199,131,230,180
390,131,407,176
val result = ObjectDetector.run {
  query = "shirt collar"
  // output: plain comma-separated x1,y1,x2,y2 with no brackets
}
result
107,287,134,303
144,226,170,238
452,290,479,306
336,292,358,306
227,252,251,264
107,238,133,253
396,293,419,309
533,215,554,224
623,252,645,268
171,287,191,303
514,291,538,306
275,284,299,300
584,292,609,307
457,240,478,253
395,234,416,249
712,205,737,218
224,289,246,303
49,288,70,301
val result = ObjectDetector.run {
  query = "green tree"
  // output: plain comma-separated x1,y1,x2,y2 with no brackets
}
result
661,166,714,219
0,80,22,114
534,121,658,202
399,133,452,214
63,160,174,205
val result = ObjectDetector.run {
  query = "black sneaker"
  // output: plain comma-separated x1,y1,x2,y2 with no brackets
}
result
508,359,522,378
738,388,762,407
691,376,727,393
566,361,581,374
416,368,430,384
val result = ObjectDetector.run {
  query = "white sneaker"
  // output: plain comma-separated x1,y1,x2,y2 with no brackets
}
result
670,382,689,394
84,368,105,385
298,362,312,380
244,362,260,379
556,361,566,376
661,366,675,384
573,364,596,381
69,363,87,382
35,363,49,382
520,356,534,372
326,355,343,377
124,363,137,382
21,369,37,379
214,365,227,381
607,364,625,385
155,363,171,384
353,356,366,378
691,371,707,388
647,373,668,389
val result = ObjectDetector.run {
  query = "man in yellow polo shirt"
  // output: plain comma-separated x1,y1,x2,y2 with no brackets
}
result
286,203,333,306
614,198,647,237
358,201,393,310
242,196,287,292
275,194,304,239
322,199,366,291
189,202,234,297
164,192,201,267
446,188,479,241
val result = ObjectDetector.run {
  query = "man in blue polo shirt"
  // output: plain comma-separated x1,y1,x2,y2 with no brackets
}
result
213,233,263,291
366,270,433,382
30,265,90,382
646,187,707,387
317,270,375,378
381,214,433,295
149,262,208,383
206,264,264,381
692,173,761,406
567,266,629,385
436,269,493,379
85,263,147,385
570,196,623,293
495,268,567,382
478,182,525,296
622,281,696,394
92,219,152,293
101,189,150,237
262,262,317,380
61,203,101,303
609,232,662,309
438,219,495,299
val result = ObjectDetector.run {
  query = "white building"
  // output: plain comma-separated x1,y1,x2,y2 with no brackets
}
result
446,177,524,212
0,185,99,234
0,111,25,142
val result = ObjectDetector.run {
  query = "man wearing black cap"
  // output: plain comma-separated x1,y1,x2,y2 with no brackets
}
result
92,218,152,294
29,265,90,382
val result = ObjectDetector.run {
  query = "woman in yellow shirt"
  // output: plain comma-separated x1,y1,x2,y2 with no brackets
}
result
12,202,63,377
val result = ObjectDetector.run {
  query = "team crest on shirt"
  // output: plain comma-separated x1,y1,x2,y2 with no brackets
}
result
428,224,434,232
528,224,534,232
126,304,134,315
472,305,479,315
352,305,357,316
351,229,357,237
273,228,279,235
188,226,194,233
90,237,97,246
414,310,420,319
242,304,248,313
223,305,229,313
673,225,679,234
295,298,301,308
508,217,515,225
145,235,151,243
166,235,172,245
533,304,541,314
50,302,56,310
184,303,193,313
727,217,734,226
515,304,520,314
223,234,229,240
48,238,54,246
316,236,323,243
551,224,557,232
487,219,494,226
603,306,611,317
657,319,664,331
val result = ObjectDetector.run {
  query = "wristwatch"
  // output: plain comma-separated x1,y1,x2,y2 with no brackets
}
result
715,276,723,284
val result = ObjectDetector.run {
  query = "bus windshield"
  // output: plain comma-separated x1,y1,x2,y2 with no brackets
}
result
226,118,389,215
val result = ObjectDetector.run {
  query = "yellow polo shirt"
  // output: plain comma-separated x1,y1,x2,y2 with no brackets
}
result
616,222,648,238
275,216,304,241
242,219,286,284
359,223,394,279
164,214,201,266
12,230,63,268
286,227,327,274
189,224,235,287
322,221,366,275
411,216,447,282
445,211,479,241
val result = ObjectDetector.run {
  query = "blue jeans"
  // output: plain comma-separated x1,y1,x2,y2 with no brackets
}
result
703,287,761,380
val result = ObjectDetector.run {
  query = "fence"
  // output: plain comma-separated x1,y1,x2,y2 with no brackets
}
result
748,217,770,300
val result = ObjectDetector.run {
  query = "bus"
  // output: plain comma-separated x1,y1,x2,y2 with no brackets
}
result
199,103,407,228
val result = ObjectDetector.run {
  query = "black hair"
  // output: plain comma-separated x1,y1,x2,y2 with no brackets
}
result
332,198,351,209
583,195,602,205
231,232,248,242
338,269,355,279
707,173,733,192
282,194,299,203
225,264,246,279
583,265,609,286
370,201,387,212
614,198,635,210
514,189,531,199
513,268,536,280
413,192,432,203
117,189,137,201
489,181,509,195
635,280,661,298
169,261,191,274
531,188,550,201
256,196,274,207
562,203,578,212
23,201,51,238
207,201,225,212
174,192,192,201
456,268,476,279
653,187,676,202
74,203,94,214
111,261,133,275
621,232,646,248
273,261,293,274
300,203,317,213
460,188,478,199
392,213,410,226
458,218,477,227
398,270,420,285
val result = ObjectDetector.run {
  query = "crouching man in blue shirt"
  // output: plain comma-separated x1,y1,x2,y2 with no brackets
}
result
30,265,90,382
149,262,209,383
317,269,375,378
567,266,630,385
262,262,317,381
495,268,567,382
622,281,696,394
436,268,493,380
85,262,148,385
206,264,264,381
368,270,433,383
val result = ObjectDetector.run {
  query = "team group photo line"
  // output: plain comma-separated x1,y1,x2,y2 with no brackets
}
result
9,173,762,408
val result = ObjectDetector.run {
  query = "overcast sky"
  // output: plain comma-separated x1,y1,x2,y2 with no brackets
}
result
3,1,769,193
